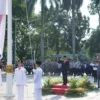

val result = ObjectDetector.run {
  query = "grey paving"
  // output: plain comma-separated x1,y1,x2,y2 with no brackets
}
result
0,75,100,100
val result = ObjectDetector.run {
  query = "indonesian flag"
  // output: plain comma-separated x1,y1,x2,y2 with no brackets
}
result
0,0,7,59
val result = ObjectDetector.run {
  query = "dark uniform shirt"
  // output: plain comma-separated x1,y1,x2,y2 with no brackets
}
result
61,61,69,75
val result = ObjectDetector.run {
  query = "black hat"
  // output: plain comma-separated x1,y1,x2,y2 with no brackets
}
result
18,60,23,63
64,56,67,58
36,61,41,66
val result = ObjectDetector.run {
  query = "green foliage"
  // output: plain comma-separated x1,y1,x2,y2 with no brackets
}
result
42,77,62,95
66,88,85,97
13,0,26,18
77,77,96,90
86,28,100,56
63,0,83,11
69,78,78,88
66,77,96,97
95,0,100,5
88,0,100,15
43,77,62,89
69,77,96,90
3,0,90,61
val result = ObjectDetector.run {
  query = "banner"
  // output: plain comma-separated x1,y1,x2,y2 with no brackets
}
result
0,0,6,59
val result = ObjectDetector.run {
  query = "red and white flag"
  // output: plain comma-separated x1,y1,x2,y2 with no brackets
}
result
0,0,7,59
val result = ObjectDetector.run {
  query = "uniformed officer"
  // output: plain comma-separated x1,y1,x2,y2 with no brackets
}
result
61,56,69,85
0,68,2,86
97,61,100,88
33,61,43,100
93,62,98,82
13,60,27,100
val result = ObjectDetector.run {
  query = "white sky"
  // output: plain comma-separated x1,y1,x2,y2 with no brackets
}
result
80,0,98,29
35,0,98,29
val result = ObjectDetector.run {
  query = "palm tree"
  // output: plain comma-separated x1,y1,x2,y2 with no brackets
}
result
20,0,61,61
40,0,62,61
62,0,83,59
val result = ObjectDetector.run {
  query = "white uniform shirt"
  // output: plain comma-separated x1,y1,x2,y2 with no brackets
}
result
0,69,2,85
33,67,43,89
93,64,98,71
13,67,27,86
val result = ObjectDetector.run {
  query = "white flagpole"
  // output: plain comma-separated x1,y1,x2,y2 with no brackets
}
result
6,0,13,97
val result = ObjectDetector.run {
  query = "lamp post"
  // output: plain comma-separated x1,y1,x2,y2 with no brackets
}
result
13,18,20,68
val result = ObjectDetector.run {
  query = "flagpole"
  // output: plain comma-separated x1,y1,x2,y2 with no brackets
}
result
6,0,14,97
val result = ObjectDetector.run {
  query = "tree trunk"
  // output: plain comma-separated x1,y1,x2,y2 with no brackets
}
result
72,0,76,60
41,0,45,62
56,34,59,54
99,13,100,27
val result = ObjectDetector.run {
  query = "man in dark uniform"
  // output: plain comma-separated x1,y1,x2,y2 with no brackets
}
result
97,61,100,88
61,56,69,85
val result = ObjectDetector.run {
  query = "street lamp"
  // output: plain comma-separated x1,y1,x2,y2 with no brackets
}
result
13,18,20,68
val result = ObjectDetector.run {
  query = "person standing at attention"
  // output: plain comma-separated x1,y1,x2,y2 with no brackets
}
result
13,60,27,100
33,61,43,100
61,56,69,85
0,66,2,86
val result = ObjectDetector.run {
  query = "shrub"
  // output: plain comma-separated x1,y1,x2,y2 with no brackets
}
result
43,77,62,89
77,77,96,90
66,76,96,97
69,78,78,88
42,77,62,95
43,77,52,88
66,88,85,97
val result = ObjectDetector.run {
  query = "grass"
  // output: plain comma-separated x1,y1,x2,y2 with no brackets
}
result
42,89,54,96
65,93,87,98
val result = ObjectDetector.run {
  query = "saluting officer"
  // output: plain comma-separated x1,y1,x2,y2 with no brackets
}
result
33,61,43,100
61,56,69,85
13,60,27,100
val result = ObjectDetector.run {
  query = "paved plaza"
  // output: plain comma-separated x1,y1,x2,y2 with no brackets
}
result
1,75,100,100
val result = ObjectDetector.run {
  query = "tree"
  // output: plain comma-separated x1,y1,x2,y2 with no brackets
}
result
62,0,83,59
5,0,89,61
95,0,100,5
20,0,61,61
33,5,89,55
88,0,100,26
86,28,100,56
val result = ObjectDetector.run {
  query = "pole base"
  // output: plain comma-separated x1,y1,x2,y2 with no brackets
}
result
4,94,15,98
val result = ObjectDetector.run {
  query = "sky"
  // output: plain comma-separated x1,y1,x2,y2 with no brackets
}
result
35,0,98,29
80,0,98,29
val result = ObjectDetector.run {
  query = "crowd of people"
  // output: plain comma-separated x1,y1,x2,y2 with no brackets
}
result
0,57,100,100
58,59,100,82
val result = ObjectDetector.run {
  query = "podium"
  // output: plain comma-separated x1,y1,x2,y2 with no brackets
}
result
52,84,69,94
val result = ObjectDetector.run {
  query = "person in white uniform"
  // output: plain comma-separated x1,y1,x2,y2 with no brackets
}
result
13,60,27,100
33,61,43,100
0,68,2,86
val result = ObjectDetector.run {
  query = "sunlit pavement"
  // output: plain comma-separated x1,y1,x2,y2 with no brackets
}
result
0,75,100,100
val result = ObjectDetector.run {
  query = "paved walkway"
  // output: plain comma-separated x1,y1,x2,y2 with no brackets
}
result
0,75,100,100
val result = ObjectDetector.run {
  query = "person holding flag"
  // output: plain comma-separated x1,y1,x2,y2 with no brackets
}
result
0,63,2,86
33,61,43,100
13,60,27,100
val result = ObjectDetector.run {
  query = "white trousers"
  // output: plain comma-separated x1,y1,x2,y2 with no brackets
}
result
16,85,24,100
0,74,2,86
34,88,42,100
